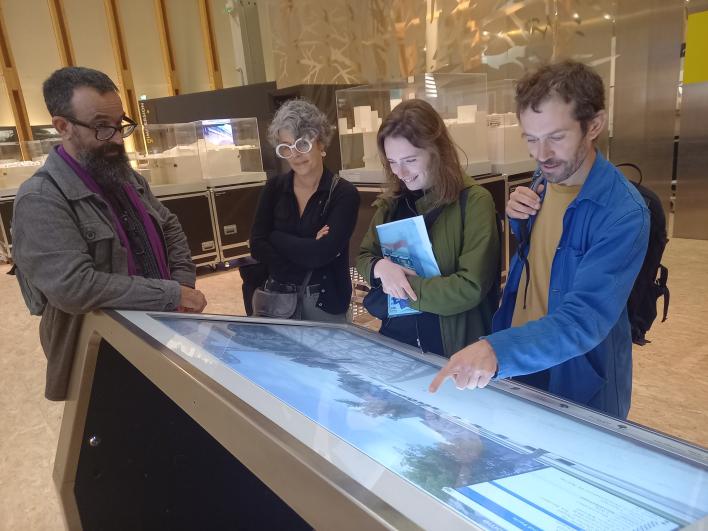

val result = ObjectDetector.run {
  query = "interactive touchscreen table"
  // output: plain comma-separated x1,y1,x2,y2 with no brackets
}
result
53,311,707,530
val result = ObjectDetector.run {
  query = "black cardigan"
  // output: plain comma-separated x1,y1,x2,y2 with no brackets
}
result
249,168,360,314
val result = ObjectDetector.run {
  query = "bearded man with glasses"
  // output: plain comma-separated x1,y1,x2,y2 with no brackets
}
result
11,66,206,401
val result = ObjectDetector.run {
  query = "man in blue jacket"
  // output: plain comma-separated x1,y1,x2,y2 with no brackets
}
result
430,61,649,418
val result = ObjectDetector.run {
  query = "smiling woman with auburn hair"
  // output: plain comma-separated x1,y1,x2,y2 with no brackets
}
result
357,98,500,358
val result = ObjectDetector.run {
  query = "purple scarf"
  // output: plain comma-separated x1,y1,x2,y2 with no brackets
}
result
56,145,171,279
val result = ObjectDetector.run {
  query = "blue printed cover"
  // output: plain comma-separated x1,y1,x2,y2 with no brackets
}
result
376,215,441,317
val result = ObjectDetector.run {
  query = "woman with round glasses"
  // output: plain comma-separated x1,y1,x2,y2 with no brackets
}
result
249,99,360,322
357,99,500,357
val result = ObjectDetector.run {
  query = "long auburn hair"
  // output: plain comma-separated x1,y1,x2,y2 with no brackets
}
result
377,98,465,207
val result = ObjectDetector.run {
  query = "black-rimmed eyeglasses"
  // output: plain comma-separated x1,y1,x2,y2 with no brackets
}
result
62,115,137,141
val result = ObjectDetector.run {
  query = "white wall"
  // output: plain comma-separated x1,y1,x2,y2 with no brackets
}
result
120,0,170,100
63,0,120,87
257,0,275,82
0,0,271,130
1,0,62,125
210,0,241,88
165,0,210,94
0,76,13,126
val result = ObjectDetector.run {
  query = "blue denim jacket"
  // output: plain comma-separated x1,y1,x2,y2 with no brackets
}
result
487,153,649,418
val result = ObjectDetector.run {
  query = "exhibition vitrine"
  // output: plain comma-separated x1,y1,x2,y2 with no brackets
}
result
0,139,60,190
135,122,203,189
336,73,491,183
486,79,537,175
130,118,266,265
195,118,265,186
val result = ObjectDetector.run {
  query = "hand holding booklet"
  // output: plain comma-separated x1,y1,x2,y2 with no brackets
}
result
375,216,441,317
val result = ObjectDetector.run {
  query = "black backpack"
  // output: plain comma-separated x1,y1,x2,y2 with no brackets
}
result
617,163,670,345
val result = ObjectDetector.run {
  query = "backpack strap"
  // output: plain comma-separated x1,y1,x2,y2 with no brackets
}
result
459,187,469,232
421,186,470,235
616,162,644,185
457,185,502,307
658,265,669,322
458,187,471,260
320,173,340,218
518,168,545,309
422,205,443,231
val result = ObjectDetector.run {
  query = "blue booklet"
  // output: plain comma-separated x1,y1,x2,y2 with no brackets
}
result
375,216,441,317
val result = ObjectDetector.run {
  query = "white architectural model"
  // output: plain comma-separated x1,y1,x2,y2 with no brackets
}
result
0,160,42,188
338,102,492,182
136,118,265,190
0,140,58,190
138,145,202,186
487,112,535,173
341,105,384,171
199,139,242,177
445,104,489,167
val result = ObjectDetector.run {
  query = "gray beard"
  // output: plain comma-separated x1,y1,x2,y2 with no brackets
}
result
77,145,132,195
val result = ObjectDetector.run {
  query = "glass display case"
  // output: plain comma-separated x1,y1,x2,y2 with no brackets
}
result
56,310,708,530
0,196,12,259
195,118,266,186
0,139,60,254
337,73,491,183
24,138,62,162
0,142,43,189
135,120,266,193
487,79,536,175
135,122,203,188
30,124,60,141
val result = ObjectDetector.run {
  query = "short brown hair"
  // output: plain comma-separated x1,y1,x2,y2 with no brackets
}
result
515,60,605,134
43,66,118,118
377,99,465,207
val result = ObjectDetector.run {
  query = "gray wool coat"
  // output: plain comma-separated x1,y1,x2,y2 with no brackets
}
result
11,148,195,400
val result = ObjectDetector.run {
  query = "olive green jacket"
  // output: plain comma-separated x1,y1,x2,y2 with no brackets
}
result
357,177,500,357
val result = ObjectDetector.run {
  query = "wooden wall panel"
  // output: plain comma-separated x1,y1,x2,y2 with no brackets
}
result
0,4,33,151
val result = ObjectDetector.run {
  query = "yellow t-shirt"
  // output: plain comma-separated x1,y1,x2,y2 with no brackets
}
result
512,182,581,327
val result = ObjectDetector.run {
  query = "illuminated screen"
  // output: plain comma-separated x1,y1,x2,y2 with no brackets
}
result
202,122,233,146
151,316,707,530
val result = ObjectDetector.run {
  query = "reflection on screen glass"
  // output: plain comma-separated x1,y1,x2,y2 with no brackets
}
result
30,125,60,140
155,317,707,530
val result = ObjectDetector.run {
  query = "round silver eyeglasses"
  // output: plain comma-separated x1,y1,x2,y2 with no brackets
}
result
275,137,313,159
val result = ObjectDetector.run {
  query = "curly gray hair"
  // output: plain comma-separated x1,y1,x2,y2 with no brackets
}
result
267,99,334,148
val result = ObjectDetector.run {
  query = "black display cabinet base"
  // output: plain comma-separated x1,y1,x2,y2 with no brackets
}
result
157,192,220,267
73,339,310,530
212,184,264,263
0,197,14,259
54,312,408,531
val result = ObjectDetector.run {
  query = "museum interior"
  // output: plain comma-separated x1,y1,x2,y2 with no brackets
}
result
0,0,705,529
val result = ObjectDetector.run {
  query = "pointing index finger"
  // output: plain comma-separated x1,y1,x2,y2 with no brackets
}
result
429,364,453,393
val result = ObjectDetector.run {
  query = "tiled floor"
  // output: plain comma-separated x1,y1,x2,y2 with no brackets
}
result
1,238,706,529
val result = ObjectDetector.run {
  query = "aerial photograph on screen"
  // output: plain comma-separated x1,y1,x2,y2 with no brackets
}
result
155,316,706,531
